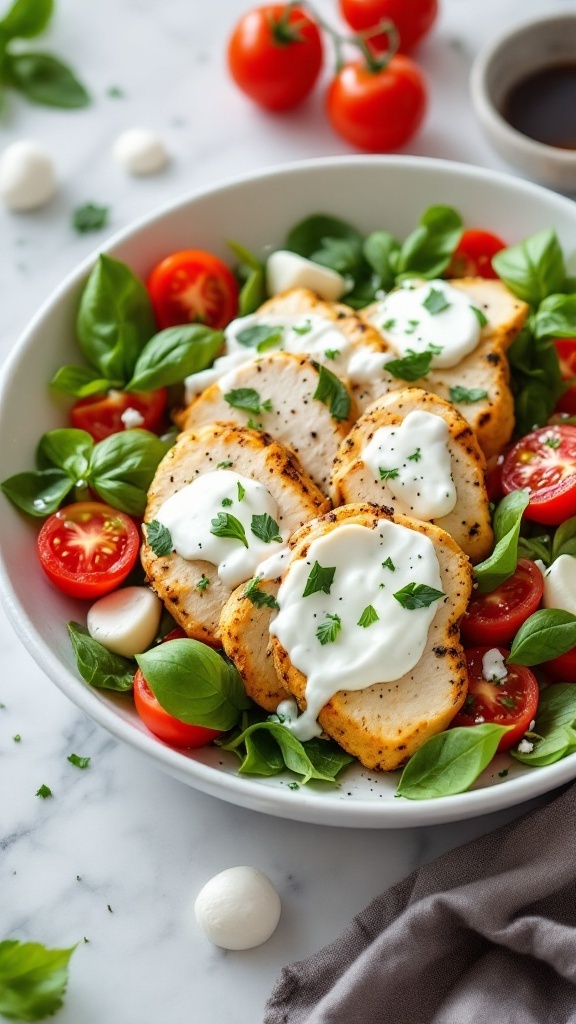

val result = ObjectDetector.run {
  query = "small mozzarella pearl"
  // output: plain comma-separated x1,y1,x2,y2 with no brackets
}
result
87,586,163,658
113,128,169,175
195,866,281,950
0,140,56,211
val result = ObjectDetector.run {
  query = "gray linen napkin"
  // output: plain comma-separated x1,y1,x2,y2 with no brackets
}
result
265,783,576,1024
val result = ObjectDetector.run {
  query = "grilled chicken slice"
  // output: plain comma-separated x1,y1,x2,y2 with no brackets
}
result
220,579,287,713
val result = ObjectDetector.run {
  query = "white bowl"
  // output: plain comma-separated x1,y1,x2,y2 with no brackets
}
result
2,155,576,829
470,13,576,192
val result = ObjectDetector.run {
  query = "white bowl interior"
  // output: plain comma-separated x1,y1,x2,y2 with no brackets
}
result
2,155,576,828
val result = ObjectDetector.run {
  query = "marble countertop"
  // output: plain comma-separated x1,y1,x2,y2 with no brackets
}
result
1,1,574,1020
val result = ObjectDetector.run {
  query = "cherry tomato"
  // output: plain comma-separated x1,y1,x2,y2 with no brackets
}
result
227,5,323,111
339,0,438,53
147,250,239,331
447,229,507,279
452,647,539,752
133,629,222,748
543,647,576,683
37,502,140,599
501,425,576,525
553,339,576,416
70,388,168,442
326,55,427,152
460,560,544,647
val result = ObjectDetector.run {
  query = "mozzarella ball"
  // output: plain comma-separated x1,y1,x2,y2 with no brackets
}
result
0,140,56,211
543,554,576,616
113,128,169,175
87,586,163,657
195,866,281,950
266,250,347,301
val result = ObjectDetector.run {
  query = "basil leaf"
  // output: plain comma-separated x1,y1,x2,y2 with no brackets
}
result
311,362,351,421
395,205,463,280
0,938,76,1022
68,622,135,691
243,578,279,609
37,428,93,479
285,214,365,279
222,721,351,783
517,533,552,566
77,254,156,384
224,387,269,414
50,364,118,398
474,489,530,593
552,516,576,560
492,229,566,305
508,609,576,666
386,350,432,381
396,723,508,799
251,513,282,544
136,637,250,730
511,685,576,766
1,468,72,517
210,511,248,548
302,561,336,598
0,0,53,38
362,230,400,292
303,736,355,778
393,583,445,609
4,51,90,108
145,520,173,556
89,430,169,516
126,325,224,391
449,385,488,404
228,240,267,317
240,727,286,776
531,293,576,340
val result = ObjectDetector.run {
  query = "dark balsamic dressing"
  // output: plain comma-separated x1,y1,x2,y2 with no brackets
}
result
501,63,576,150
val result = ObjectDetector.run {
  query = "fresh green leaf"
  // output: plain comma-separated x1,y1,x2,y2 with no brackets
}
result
235,325,283,352
196,574,210,591
67,753,90,769
126,325,224,391
0,0,53,39
243,577,279,609
357,604,379,628
492,229,566,305
1,468,73,517
508,608,576,665
531,292,576,341
474,489,530,593
145,520,173,556
302,561,336,598
37,428,92,480
507,328,564,434
4,51,90,108
379,467,399,480
0,938,75,1021
311,362,350,421
72,203,109,234
222,721,352,784
386,350,433,381
68,623,135,691
224,387,270,415
393,583,445,610
511,684,576,766
217,460,233,469
422,287,450,314
136,637,250,730
395,205,463,280
210,511,248,548
316,613,342,645
517,531,552,566
470,306,488,327
407,448,422,462
362,230,400,292
228,240,267,316
449,385,488,404
237,481,245,502
285,214,365,281
382,557,395,571
49,364,118,398
251,513,282,544
35,785,52,799
396,723,508,799
89,429,169,516
552,517,576,560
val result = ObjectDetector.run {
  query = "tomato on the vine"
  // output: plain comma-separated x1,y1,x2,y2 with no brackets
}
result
447,229,507,279
460,559,544,648
37,502,140,599
339,0,438,53
553,339,576,416
326,54,427,152
133,629,222,748
227,5,323,111
501,425,576,525
452,647,539,752
147,250,239,331
71,388,168,442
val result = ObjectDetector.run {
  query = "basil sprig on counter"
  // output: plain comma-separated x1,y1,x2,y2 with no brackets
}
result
511,685,576,767
0,938,76,1022
474,489,530,593
396,724,508,800
221,718,353,784
1,426,170,517
508,609,576,666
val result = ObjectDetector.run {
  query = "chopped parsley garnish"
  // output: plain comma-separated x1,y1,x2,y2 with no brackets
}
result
407,448,422,462
324,349,340,360
498,768,509,778
236,324,283,351
379,467,399,481
68,753,90,769
382,318,396,330
386,349,434,381
251,513,282,544
293,320,313,335
382,557,396,571
36,784,52,798
423,288,450,314
224,387,272,415
404,319,420,334
246,417,263,430
237,481,246,501
470,305,488,327
210,512,248,548
146,520,173,556
357,605,379,628
217,460,233,469
72,202,109,234
311,362,351,422
196,574,210,591
13,734,21,742
464,694,475,710
393,583,445,610
244,577,280,609
449,385,488,404
499,695,517,709
544,436,561,449
316,613,342,645
302,561,336,597
221,497,233,507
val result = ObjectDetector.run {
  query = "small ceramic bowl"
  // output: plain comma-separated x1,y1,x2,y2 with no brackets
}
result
470,13,576,192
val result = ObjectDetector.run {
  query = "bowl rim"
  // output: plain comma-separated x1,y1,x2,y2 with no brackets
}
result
2,152,576,828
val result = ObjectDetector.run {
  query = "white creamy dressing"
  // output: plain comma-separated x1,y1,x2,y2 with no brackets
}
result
361,410,457,520
345,346,396,385
367,279,482,369
153,470,288,589
255,544,291,581
269,520,445,741
482,648,508,682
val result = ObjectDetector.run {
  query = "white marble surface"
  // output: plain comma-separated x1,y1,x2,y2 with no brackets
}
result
1,0,574,1020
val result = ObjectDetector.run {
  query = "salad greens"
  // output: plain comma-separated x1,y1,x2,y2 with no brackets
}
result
0,939,75,1022
396,724,509,800
474,490,530,594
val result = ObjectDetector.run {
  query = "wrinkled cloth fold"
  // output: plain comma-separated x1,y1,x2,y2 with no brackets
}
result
265,784,576,1024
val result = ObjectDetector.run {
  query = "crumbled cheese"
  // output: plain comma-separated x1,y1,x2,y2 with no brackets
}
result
517,738,534,754
482,648,508,682
121,406,145,429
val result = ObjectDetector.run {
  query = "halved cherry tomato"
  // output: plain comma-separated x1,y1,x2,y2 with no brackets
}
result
553,339,576,416
447,229,506,279
543,646,576,683
452,646,539,752
37,502,140,599
460,559,544,647
339,0,438,53
227,5,323,111
70,388,168,442
326,55,427,152
501,425,576,525
133,629,222,748
147,250,239,331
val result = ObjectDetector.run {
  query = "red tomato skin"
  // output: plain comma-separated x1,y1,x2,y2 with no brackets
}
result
339,0,438,53
326,56,427,152
37,502,140,599
228,5,323,111
133,628,222,748
447,229,507,279
460,560,544,648
70,388,168,442
553,339,576,415
453,647,540,752
543,647,576,683
501,425,576,526
147,250,239,331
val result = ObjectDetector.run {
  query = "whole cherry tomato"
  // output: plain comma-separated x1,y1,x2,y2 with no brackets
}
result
71,388,168,442
147,250,238,331
227,5,323,111
326,54,427,152
447,229,507,279
339,0,438,53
